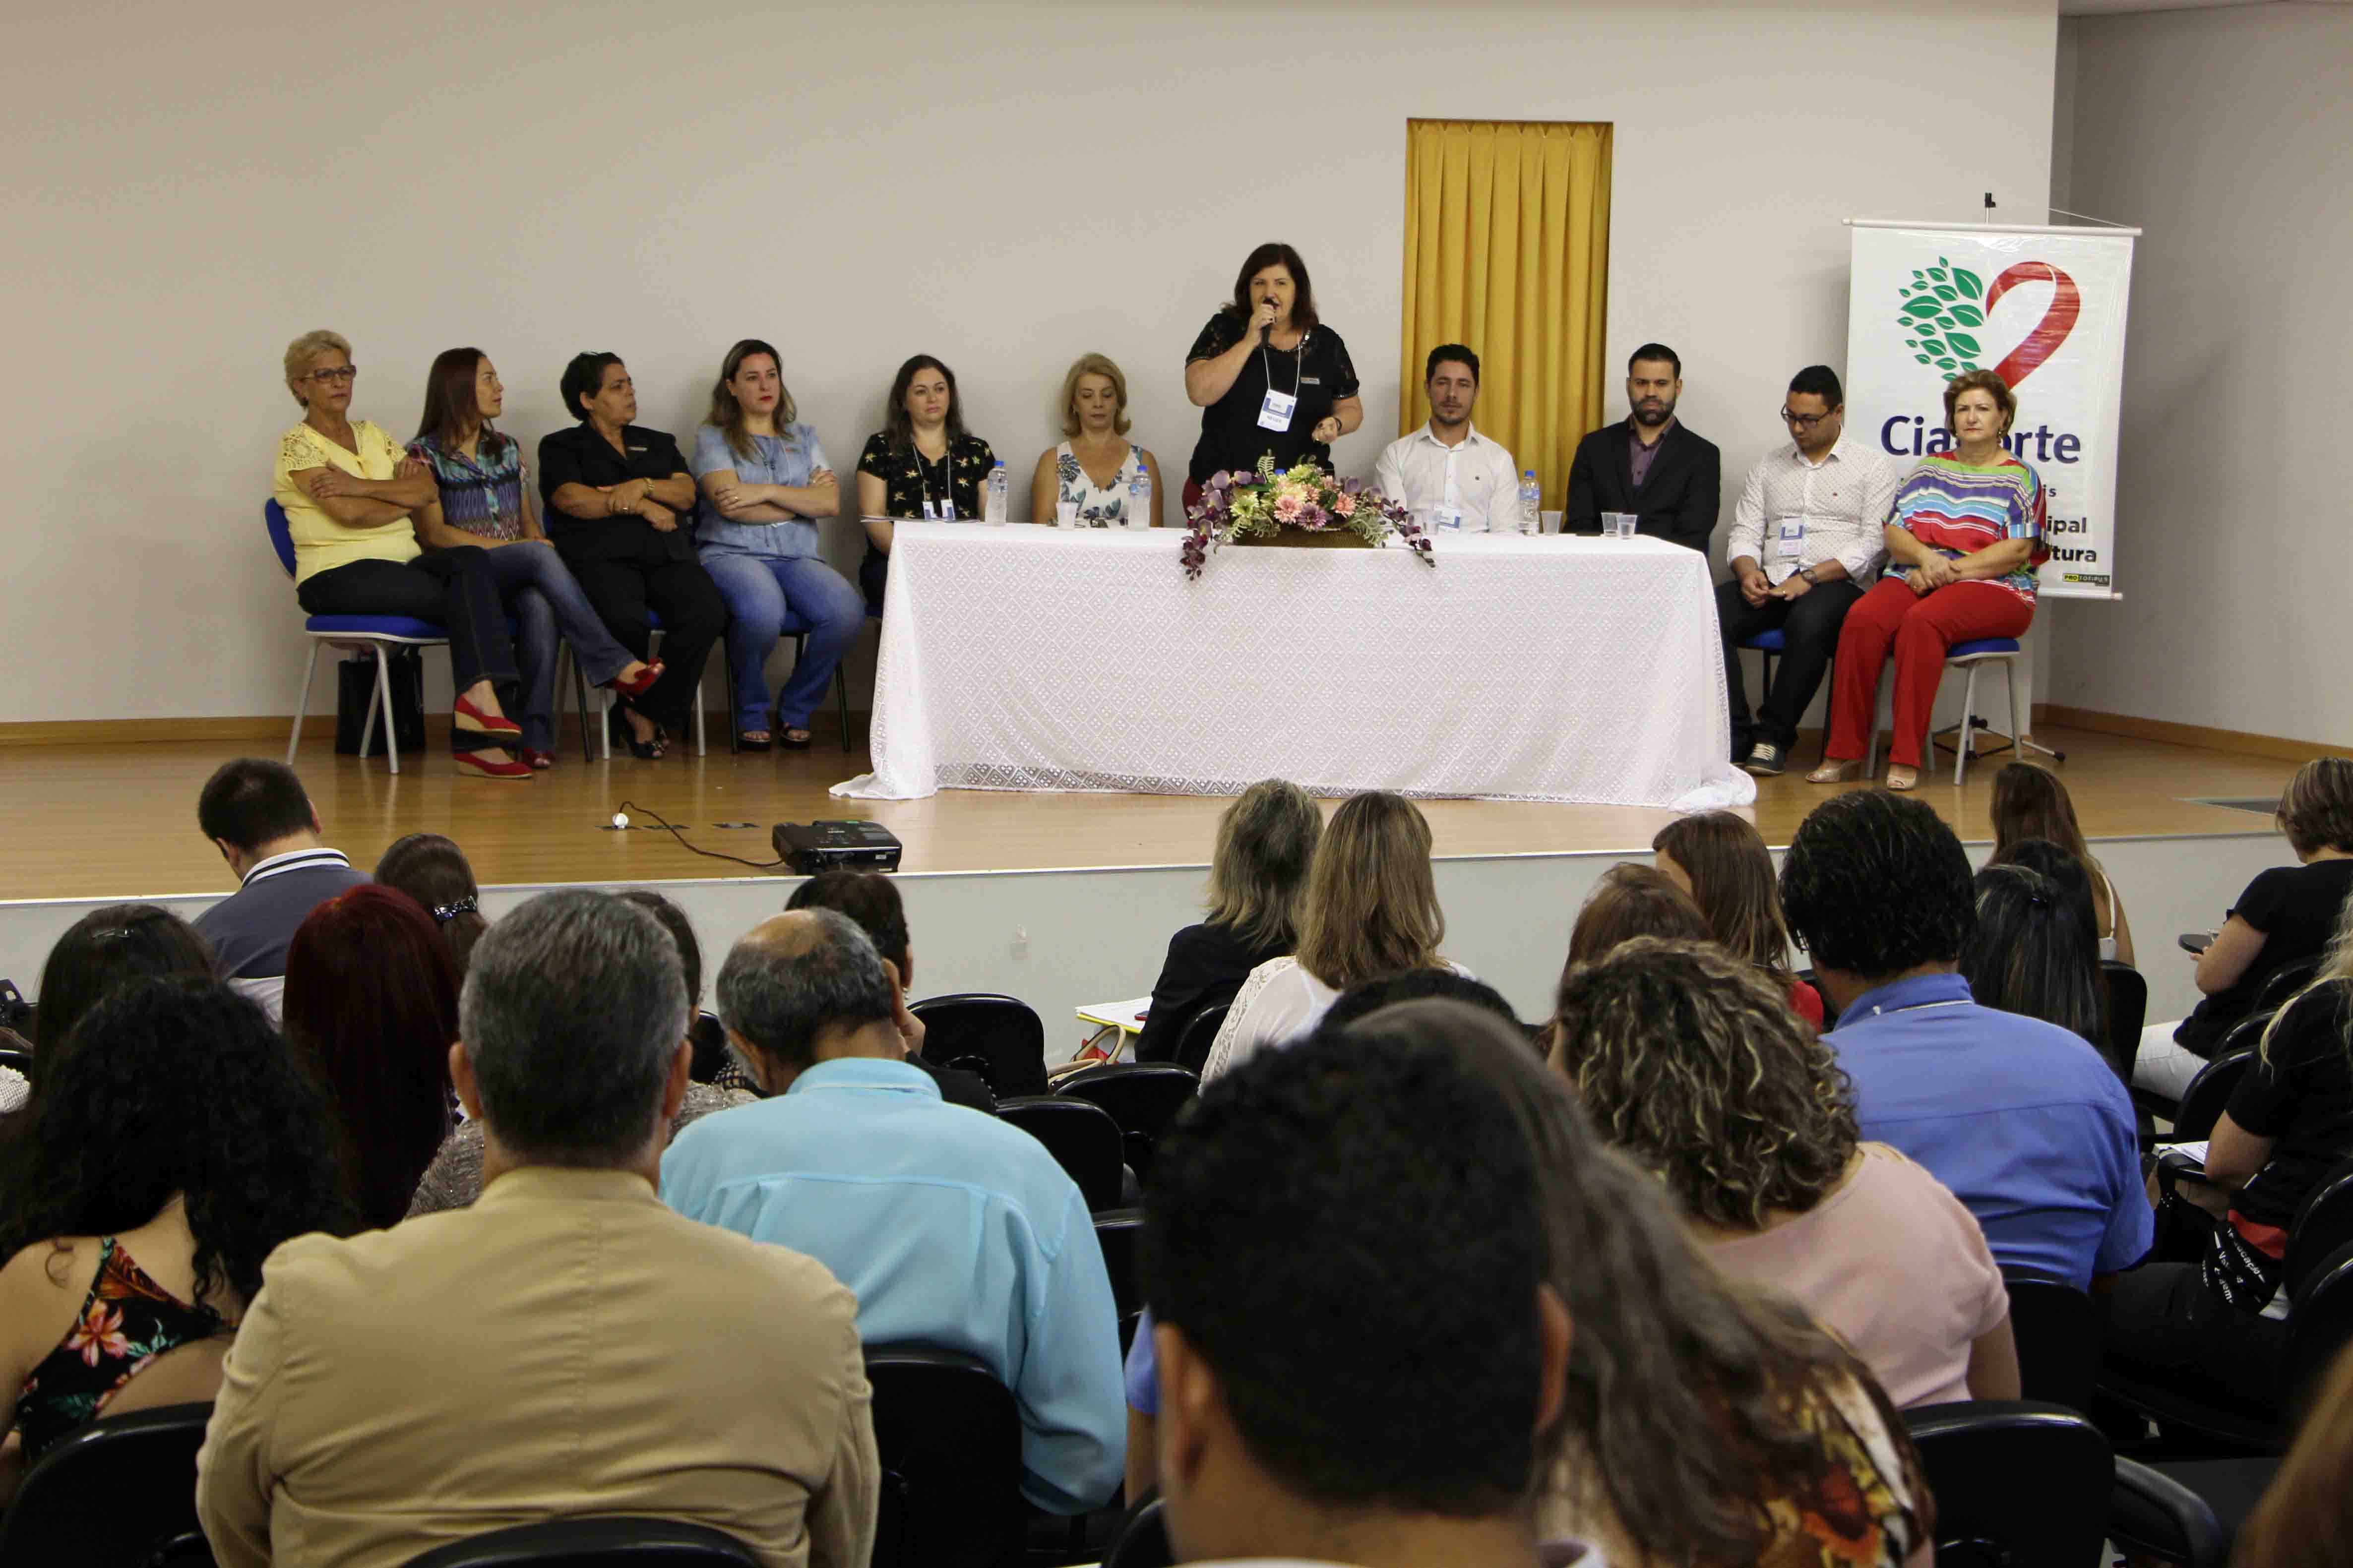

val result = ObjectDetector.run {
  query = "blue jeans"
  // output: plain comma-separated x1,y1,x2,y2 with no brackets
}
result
470,542,637,751
699,550,864,732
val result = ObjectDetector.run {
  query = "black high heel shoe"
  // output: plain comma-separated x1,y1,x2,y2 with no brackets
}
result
608,703,665,760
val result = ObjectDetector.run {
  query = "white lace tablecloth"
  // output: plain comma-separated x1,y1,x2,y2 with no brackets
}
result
832,523,1755,809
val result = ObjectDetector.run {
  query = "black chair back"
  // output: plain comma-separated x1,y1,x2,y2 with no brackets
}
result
1055,1063,1198,1182
2255,957,2323,1015
1172,1001,1228,1076
864,1344,1026,1568
2108,1456,2231,1568
2103,961,2149,1083
0,1401,218,1568
1101,1494,1172,1568
995,1096,1125,1211
2000,1266,2102,1412
2174,1048,2257,1143
2286,1156,2353,1303
404,1518,759,1566
911,994,1048,1098
2283,1240,2353,1422
1902,1400,2111,1568
1094,1207,1144,1320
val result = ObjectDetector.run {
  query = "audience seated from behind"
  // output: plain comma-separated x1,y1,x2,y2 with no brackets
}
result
1137,1003,1575,1568
783,869,994,1112
0,979,354,1503
661,910,1123,1515
190,758,369,1023
1990,761,2134,964
1959,861,2105,1054
2136,756,2353,1101
1553,937,2016,1410
196,891,877,1568
275,330,530,779
406,346,663,770
854,355,997,609
1030,354,1164,527
374,832,487,979
1203,789,1458,1081
407,886,756,1216
1320,967,1523,1034
2234,1339,2353,1568
1653,810,1824,1027
2103,902,2353,1401
34,904,216,1054
691,339,864,752
1133,779,1322,1063
1781,789,2151,1289
282,886,459,1230
1536,862,1713,1054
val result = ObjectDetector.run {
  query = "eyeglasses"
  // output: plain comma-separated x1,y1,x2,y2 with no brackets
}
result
1779,407,1836,429
305,365,359,384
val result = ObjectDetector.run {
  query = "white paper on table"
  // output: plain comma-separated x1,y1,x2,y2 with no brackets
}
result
1076,996,1152,1034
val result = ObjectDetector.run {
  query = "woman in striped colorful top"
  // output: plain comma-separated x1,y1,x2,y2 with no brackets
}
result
1811,370,2046,791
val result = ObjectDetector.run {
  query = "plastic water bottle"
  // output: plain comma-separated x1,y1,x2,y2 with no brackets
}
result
1518,471,1542,536
1126,460,1152,527
984,460,1008,524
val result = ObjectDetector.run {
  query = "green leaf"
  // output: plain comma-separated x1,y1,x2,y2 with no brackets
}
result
1946,331,1981,355
1949,303,1984,326
1903,298,1944,319
1904,339,1920,349
1918,339,1947,358
1933,316,1958,332
1916,355,1933,365
1940,255,1951,266
1930,267,1949,282
1933,285,1958,301
1954,268,1983,299
1936,358,1958,370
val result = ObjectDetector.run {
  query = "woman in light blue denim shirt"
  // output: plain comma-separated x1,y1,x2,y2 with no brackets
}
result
691,339,866,750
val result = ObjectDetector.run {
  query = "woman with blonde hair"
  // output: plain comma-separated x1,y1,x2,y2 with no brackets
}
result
2105,895,2353,1403
1553,937,2017,1413
691,338,864,751
1028,354,1164,528
273,329,530,779
1134,781,1322,1063
1654,811,1823,1026
2136,756,2353,1099
1990,762,2133,963
1201,790,1455,1079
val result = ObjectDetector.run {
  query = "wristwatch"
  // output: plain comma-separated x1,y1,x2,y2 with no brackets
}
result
1798,565,1819,584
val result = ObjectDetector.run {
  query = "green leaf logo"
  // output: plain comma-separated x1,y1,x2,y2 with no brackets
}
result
1893,263,1990,382
1949,303,1984,326
1916,355,1933,364
1946,331,1982,356
1918,339,1947,358
1936,358,1958,370
1953,268,1983,300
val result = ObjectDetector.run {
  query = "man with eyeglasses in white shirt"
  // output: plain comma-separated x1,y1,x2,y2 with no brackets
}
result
1717,365,1899,776
1369,345,1526,534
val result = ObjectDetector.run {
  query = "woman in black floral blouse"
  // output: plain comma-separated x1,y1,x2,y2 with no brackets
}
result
853,355,997,611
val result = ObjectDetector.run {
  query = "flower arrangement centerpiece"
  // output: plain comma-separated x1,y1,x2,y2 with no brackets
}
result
1180,457,1432,580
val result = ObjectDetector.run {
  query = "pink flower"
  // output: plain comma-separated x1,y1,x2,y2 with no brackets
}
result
66,1300,132,1367
1330,491,1357,518
1272,493,1304,522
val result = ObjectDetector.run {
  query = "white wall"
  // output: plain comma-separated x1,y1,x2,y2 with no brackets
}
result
2045,3,2353,743
2,0,2056,725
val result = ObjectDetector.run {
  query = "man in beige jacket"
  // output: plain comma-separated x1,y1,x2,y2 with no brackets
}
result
196,889,877,1568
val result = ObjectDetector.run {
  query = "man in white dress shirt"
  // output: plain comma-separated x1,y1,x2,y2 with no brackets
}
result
1369,345,1525,534
1717,366,1899,776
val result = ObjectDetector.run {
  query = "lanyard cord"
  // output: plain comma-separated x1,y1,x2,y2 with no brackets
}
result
1258,333,1307,401
914,443,955,520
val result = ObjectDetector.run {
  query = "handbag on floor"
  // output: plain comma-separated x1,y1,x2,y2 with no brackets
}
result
335,650,427,754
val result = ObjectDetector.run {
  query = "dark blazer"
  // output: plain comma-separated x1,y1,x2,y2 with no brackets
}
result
536,422,698,565
1564,418,1722,557
1133,921,1291,1064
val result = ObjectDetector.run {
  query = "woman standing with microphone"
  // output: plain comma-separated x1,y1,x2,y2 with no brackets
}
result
1182,243,1362,510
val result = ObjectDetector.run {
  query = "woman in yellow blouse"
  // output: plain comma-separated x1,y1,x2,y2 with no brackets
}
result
273,331,529,779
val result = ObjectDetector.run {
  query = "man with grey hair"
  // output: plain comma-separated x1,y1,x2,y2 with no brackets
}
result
663,909,1126,1516
197,890,878,1568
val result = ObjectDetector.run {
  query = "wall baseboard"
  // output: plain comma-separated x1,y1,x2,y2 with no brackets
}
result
2033,704,2352,763
0,710,867,749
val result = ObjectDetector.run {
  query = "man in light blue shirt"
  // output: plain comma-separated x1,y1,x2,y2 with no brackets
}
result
1781,789,2152,1291
662,909,1124,1514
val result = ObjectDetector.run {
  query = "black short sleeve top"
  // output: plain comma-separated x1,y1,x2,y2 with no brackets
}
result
1185,313,1359,485
2227,980,2353,1230
856,431,998,522
2177,859,2353,1053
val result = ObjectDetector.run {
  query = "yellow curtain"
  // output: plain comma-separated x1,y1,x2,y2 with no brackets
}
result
1400,121,1611,511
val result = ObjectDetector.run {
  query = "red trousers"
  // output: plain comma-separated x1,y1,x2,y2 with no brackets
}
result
1824,577,2034,767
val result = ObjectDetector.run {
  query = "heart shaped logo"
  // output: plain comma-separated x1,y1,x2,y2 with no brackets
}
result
1982,262,2080,387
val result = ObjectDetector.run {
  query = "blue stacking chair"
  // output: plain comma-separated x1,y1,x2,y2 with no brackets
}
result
573,609,708,759
1736,628,1837,766
1862,636,2064,785
268,499,447,776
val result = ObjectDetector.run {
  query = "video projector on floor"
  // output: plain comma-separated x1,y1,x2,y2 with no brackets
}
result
772,820,903,875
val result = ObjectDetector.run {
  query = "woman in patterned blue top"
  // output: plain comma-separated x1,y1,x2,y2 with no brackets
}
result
690,340,866,751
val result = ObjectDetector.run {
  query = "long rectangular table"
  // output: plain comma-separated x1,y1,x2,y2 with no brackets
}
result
831,523,1756,810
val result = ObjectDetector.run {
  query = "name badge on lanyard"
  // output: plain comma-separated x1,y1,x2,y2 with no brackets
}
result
1770,519,1804,565
1256,342,1302,433
919,459,955,521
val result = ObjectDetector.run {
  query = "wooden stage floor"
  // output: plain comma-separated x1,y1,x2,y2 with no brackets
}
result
0,724,2302,904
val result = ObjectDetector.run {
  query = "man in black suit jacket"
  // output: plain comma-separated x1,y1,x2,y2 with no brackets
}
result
1565,342,1722,555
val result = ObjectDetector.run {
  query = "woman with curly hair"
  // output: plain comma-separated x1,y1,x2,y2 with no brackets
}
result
1553,937,2017,1410
282,887,458,1229
0,978,353,1495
